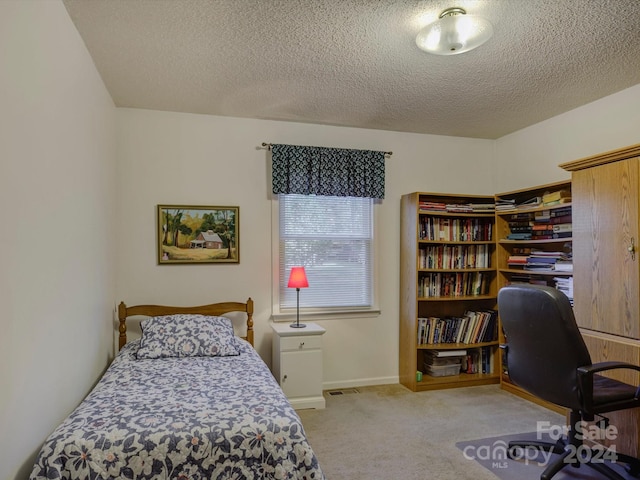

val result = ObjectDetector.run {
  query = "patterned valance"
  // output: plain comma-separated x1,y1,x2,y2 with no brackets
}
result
271,144,386,199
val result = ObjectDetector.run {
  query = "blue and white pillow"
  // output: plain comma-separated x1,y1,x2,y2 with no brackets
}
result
137,314,239,359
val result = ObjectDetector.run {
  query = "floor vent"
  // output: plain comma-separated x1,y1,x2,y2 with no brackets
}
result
326,388,360,396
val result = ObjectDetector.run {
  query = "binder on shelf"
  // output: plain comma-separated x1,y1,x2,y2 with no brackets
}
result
430,349,467,357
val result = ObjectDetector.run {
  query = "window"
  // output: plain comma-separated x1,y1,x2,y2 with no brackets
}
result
273,194,378,319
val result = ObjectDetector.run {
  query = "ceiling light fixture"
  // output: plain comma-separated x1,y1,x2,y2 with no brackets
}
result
416,7,493,55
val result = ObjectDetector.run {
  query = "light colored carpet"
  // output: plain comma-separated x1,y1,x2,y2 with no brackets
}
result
456,431,635,480
297,384,565,480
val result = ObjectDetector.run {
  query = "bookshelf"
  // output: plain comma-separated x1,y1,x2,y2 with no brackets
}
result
400,192,500,392
495,180,572,413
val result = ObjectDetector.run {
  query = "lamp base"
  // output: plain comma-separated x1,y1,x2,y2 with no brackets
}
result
290,322,307,328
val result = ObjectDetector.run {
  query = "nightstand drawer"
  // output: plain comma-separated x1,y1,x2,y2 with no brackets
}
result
279,335,323,352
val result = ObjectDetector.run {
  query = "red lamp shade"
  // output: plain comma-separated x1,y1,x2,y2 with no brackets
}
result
287,266,309,289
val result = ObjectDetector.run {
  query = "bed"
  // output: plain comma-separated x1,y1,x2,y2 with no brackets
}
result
30,298,325,480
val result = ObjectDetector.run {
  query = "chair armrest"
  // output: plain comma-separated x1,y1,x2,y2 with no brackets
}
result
577,362,640,412
578,361,640,376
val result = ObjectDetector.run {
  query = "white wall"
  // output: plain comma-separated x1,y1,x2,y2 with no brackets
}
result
0,2,117,479
116,109,495,389
493,84,640,193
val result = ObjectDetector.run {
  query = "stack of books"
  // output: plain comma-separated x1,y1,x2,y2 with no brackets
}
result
418,200,446,211
423,349,466,377
507,250,573,272
496,199,516,211
554,276,574,305
542,189,571,206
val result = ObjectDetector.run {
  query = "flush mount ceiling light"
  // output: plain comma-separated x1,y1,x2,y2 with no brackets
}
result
416,7,493,55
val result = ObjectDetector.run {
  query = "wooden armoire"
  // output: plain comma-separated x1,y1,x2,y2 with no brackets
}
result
560,143,640,457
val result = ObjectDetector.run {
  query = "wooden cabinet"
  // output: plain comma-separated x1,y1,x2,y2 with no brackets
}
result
400,192,500,392
560,143,640,457
271,322,326,410
494,180,573,414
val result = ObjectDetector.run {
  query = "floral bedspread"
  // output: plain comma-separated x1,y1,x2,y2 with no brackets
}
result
30,339,324,480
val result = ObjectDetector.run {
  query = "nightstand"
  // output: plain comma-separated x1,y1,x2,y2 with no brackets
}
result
271,322,326,409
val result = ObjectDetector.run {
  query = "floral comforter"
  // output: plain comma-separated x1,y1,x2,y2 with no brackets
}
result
30,339,324,480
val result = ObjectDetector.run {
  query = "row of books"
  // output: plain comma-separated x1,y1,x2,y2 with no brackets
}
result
419,244,491,269
422,347,494,376
463,346,494,374
505,207,572,240
420,217,494,242
533,206,571,222
417,310,498,345
496,189,571,212
419,201,495,213
418,272,489,298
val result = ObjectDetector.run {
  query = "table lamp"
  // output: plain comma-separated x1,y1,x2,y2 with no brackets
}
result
288,266,309,328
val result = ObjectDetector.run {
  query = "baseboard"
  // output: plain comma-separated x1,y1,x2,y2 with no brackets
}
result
322,375,399,391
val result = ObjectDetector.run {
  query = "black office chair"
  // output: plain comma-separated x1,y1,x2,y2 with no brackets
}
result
498,284,640,480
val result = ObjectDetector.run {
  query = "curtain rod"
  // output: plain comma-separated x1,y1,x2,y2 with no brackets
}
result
261,142,392,157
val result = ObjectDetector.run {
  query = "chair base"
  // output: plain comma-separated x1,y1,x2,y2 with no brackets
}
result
508,438,640,480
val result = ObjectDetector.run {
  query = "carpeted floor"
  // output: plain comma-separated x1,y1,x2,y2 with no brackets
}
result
456,431,634,480
297,384,567,479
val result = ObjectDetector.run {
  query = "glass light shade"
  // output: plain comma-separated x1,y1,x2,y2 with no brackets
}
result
287,266,309,289
416,10,493,55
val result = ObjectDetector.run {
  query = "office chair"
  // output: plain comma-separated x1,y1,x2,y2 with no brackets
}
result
498,284,640,480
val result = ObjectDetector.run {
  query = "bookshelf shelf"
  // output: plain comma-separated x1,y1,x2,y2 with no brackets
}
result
417,295,496,302
498,237,573,245
419,268,495,273
418,340,499,349
419,210,496,218
498,268,573,276
400,192,500,392
414,370,501,391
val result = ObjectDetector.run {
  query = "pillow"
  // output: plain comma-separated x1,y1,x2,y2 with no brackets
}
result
136,314,239,359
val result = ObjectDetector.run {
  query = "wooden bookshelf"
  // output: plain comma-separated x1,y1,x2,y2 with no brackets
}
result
495,180,572,411
400,192,500,392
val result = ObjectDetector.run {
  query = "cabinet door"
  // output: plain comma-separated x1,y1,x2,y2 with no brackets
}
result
280,349,322,398
572,157,640,337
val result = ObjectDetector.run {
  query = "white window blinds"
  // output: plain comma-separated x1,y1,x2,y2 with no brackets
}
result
279,194,374,310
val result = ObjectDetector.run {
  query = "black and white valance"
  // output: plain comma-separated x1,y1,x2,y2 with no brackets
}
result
271,143,386,199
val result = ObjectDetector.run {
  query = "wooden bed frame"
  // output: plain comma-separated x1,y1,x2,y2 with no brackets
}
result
117,298,254,349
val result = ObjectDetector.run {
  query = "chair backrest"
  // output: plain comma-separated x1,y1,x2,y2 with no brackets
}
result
497,284,592,411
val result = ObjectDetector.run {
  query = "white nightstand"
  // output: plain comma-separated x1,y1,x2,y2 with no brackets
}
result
271,322,326,409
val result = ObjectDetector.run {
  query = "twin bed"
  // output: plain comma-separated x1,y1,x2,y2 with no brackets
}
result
30,298,325,480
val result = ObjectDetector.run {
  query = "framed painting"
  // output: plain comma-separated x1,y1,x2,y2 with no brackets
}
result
157,205,239,264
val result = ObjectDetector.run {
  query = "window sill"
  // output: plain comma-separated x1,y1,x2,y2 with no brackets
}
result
271,309,381,323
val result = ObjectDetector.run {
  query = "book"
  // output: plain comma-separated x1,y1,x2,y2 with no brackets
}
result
549,214,572,224
527,256,558,264
552,223,572,233
519,196,542,207
543,198,571,206
542,189,571,204
430,349,467,357
554,261,573,272
550,207,572,217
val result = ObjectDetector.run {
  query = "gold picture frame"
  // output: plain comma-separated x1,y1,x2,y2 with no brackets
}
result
157,205,239,264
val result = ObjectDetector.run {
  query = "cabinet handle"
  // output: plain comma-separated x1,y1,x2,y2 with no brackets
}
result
629,238,636,261
299,342,305,348
282,374,287,382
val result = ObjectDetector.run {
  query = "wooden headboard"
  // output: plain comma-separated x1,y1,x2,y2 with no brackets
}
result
117,298,254,350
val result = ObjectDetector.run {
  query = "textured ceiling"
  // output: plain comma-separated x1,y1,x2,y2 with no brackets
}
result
63,0,640,139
